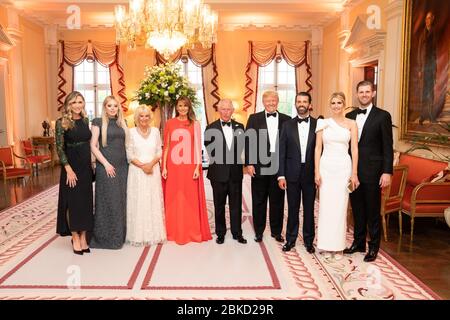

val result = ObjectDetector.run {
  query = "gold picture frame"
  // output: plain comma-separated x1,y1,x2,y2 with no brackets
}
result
400,0,450,147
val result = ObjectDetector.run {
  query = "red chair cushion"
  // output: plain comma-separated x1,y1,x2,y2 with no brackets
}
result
0,147,13,166
388,170,403,197
407,205,448,216
399,154,448,186
402,185,449,214
0,168,30,178
27,155,51,164
384,198,401,213
22,140,34,156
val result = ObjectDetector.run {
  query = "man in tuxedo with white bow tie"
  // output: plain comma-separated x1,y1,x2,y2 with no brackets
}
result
204,99,247,244
277,92,317,253
344,81,393,262
245,91,290,243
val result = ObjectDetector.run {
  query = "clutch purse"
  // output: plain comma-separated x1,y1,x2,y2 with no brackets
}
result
347,179,355,193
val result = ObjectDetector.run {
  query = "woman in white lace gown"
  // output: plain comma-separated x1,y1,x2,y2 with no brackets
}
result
314,92,359,260
126,105,166,246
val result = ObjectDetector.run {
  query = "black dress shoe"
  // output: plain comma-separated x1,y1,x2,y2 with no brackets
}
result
82,248,91,253
254,235,263,242
216,236,225,244
71,239,83,255
233,235,247,244
73,249,83,255
363,250,378,262
343,244,366,254
282,242,295,252
305,245,315,254
271,234,284,242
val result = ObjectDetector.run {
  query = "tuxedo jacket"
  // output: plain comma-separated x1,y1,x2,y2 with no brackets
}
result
204,119,245,182
278,116,317,183
346,106,394,183
245,111,291,176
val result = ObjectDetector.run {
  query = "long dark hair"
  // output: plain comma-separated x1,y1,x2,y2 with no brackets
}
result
62,91,87,130
175,96,196,126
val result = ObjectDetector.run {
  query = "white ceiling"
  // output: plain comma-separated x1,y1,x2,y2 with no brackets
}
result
3,0,362,30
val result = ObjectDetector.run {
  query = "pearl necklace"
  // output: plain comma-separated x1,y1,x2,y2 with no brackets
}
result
137,127,150,138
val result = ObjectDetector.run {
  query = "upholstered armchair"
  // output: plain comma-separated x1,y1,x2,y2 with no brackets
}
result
0,146,32,187
381,165,409,241
21,139,51,175
399,154,450,242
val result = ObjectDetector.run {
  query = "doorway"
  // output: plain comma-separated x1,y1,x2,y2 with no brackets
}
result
364,61,379,106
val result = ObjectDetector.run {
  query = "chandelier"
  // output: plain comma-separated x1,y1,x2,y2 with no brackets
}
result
114,0,218,58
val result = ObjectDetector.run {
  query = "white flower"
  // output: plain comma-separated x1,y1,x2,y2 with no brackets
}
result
136,62,197,106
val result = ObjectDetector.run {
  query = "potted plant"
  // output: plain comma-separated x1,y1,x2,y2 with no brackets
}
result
134,62,199,131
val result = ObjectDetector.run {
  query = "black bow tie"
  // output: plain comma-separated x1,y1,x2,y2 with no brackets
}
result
266,113,277,118
297,117,309,124
222,121,231,127
356,108,367,115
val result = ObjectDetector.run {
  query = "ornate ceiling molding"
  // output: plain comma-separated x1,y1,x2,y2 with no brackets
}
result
323,0,366,28
4,1,347,31
221,23,321,32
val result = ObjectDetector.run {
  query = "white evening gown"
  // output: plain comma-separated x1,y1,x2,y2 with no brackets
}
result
316,118,352,251
126,127,166,246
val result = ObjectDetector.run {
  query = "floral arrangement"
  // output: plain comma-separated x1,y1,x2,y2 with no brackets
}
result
135,62,198,108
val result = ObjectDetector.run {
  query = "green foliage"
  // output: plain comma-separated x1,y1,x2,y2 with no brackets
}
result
134,63,199,108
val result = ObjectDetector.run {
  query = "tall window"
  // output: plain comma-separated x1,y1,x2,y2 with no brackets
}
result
176,59,208,163
74,60,111,120
176,59,206,126
256,59,297,117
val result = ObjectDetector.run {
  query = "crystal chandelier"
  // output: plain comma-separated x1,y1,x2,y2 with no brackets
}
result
114,0,218,58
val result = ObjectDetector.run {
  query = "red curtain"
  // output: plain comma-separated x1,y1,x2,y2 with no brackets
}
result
155,44,220,124
57,40,127,111
243,40,312,114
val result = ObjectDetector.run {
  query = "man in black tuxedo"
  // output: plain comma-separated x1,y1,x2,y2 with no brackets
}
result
277,92,317,253
344,81,393,262
245,91,290,243
204,99,247,244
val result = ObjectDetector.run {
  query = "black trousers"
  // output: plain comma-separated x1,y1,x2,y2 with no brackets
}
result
251,174,285,237
285,174,316,246
349,181,381,251
211,179,243,237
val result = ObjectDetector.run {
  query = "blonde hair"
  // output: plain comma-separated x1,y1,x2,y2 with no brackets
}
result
100,96,129,147
262,90,279,101
134,105,152,126
329,92,346,106
61,91,87,130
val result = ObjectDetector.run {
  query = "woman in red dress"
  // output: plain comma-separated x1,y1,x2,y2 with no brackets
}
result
162,97,212,245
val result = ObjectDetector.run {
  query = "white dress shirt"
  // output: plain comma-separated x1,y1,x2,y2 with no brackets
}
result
297,116,310,164
277,116,310,181
265,111,278,153
221,120,233,150
356,103,373,141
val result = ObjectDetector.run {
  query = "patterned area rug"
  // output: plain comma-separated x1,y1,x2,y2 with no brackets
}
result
0,178,441,300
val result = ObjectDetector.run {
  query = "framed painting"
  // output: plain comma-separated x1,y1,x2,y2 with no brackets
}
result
400,0,450,146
